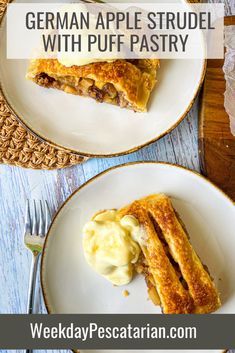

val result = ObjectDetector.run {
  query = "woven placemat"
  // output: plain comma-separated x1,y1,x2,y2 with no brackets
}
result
0,0,86,170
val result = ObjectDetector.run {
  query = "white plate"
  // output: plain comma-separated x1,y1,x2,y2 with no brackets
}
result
41,162,235,353
0,0,205,156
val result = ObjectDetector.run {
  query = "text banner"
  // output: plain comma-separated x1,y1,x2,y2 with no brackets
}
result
0,314,234,349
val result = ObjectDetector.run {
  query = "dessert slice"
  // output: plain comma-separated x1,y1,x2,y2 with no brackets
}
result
118,194,221,314
26,59,159,112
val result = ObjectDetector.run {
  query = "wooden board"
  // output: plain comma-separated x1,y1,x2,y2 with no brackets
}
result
199,16,235,201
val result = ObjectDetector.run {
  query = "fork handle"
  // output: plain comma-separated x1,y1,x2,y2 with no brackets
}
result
27,253,40,314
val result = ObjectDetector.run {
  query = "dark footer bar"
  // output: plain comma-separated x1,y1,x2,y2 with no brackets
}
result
0,314,234,349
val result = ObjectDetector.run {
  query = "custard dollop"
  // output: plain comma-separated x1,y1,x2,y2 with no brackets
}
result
83,210,140,286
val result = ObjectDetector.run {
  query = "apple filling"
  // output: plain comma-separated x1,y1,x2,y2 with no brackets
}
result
35,73,131,109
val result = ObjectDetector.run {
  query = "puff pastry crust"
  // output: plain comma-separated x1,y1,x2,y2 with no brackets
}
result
26,59,159,112
118,194,221,314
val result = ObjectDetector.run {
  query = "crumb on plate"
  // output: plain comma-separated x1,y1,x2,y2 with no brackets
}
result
122,290,130,297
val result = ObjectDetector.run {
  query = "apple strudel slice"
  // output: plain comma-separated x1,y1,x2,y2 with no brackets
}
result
26,59,159,112
118,194,221,314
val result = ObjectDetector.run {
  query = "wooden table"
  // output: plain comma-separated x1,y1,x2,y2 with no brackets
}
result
0,1,234,353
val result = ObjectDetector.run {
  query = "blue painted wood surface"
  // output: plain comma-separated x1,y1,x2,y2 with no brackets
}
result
0,1,235,352
0,104,200,312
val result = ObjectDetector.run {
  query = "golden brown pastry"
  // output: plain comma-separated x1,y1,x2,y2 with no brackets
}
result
26,59,159,112
118,194,221,314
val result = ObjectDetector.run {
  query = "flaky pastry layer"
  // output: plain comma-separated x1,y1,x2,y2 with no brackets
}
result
26,59,159,112
118,194,221,314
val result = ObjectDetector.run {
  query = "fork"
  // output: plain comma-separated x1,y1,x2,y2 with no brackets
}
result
24,200,51,316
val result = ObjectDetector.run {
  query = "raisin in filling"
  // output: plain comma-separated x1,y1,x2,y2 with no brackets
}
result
35,73,131,108
35,73,55,87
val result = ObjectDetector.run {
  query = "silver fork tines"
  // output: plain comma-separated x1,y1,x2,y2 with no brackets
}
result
25,199,51,238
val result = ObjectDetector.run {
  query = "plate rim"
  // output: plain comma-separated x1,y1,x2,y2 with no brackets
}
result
40,160,235,318
0,0,207,157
